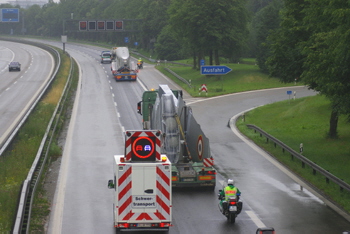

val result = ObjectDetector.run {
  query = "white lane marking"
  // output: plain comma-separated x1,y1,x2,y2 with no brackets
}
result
246,211,266,228
137,75,148,91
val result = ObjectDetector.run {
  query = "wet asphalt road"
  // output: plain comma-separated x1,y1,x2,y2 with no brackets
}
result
32,40,350,234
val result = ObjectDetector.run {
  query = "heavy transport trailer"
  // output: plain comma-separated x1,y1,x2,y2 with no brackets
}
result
137,85,216,190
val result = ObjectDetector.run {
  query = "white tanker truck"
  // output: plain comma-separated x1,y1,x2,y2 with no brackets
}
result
111,47,137,81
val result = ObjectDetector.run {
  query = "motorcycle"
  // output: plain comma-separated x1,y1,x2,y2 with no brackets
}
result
218,190,243,223
137,61,143,69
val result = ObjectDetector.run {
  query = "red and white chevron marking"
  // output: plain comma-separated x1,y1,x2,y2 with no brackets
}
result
155,164,171,220
117,164,132,221
203,157,214,167
125,131,161,161
117,163,171,222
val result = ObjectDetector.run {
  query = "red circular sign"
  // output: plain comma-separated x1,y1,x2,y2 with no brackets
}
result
132,136,155,159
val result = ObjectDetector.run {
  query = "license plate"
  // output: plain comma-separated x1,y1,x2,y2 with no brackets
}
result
229,206,237,212
183,178,194,182
138,223,151,227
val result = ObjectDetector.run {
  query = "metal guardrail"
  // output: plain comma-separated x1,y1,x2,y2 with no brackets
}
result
0,39,75,233
12,53,74,233
0,38,63,233
246,124,350,193
164,67,192,88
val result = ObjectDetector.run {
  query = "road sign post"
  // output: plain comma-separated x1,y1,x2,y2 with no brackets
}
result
287,90,292,104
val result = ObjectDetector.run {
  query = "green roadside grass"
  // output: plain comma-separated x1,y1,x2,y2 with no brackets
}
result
0,51,74,233
29,56,79,233
235,95,350,213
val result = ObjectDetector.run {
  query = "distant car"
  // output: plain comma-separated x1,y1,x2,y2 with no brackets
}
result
100,51,112,63
9,61,21,72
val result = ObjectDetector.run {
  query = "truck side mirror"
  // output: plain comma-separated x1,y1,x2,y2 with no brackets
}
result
137,101,142,115
108,179,115,189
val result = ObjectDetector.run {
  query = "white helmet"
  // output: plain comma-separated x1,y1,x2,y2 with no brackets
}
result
227,179,234,186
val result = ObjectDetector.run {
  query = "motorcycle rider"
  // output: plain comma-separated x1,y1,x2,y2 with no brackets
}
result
219,179,241,213
137,58,143,69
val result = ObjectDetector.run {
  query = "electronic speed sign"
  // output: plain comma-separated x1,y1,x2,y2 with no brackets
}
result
125,130,161,161
115,21,123,30
79,21,87,31
88,21,96,30
97,21,105,30
106,21,114,30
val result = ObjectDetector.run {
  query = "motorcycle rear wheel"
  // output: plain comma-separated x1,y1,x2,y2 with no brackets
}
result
228,213,236,224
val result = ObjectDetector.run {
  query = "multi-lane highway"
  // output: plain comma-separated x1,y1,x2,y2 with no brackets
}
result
16,39,350,233
0,40,54,147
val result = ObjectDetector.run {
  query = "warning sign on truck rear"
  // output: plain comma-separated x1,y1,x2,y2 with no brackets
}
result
132,196,156,208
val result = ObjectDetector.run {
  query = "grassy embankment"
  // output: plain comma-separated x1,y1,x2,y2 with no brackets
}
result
157,58,294,97
236,95,350,213
156,60,350,214
0,51,76,233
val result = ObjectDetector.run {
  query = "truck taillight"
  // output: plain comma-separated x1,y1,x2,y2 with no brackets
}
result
207,170,216,175
117,223,129,228
200,168,216,175
131,75,136,79
172,176,178,181
159,222,171,227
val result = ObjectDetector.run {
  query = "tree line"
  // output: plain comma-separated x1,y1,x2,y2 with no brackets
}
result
0,0,270,63
1,0,349,138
